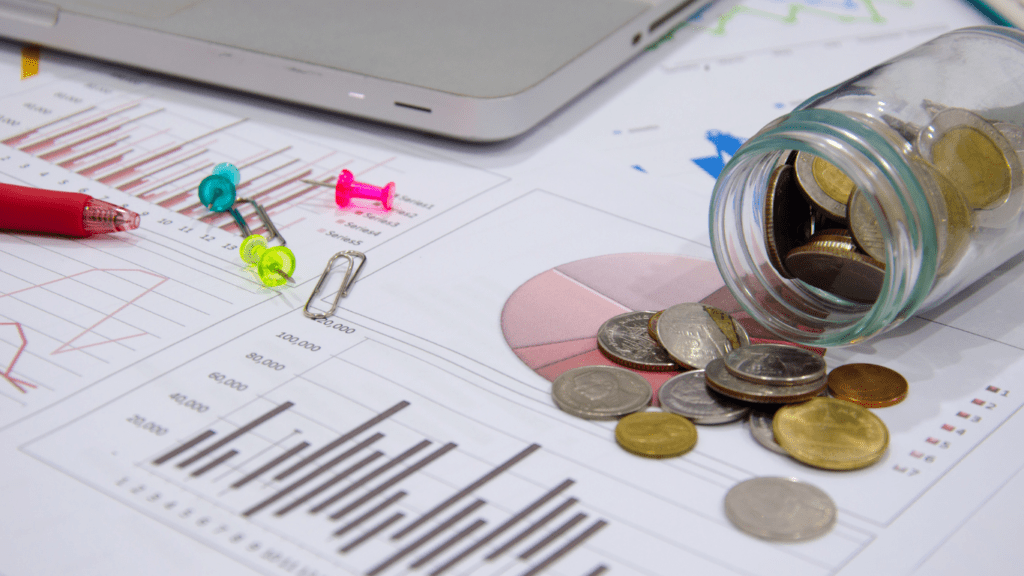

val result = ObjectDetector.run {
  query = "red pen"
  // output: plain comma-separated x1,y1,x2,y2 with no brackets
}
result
0,182,140,236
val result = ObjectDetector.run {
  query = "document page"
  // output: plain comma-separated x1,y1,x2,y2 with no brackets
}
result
2,2,1022,576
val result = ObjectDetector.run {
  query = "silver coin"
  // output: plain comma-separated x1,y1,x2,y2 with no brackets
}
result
657,370,750,425
723,343,826,386
748,409,788,455
724,477,837,541
655,303,750,370
551,366,652,420
597,311,679,372
794,152,852,220
704,358,828,404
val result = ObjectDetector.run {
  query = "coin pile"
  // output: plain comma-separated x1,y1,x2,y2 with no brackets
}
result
550,304,911,541
763,107,1024,303
597,304,748,372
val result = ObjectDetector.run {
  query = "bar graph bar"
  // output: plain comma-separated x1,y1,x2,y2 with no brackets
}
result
176,401,294,468
521,521,609,576
333,491,407,538
367,500,487,576
486,499,580,561
273,451,384,516
313,439,436,515
412,518,487,569
340,513,405,554
243,433,384,517
152,429,215,465
230,441,309,489
519,513,588,560
392,443,541,540
274,401,409,481
323,443,457,520
190,449,237,478
429,479,575,576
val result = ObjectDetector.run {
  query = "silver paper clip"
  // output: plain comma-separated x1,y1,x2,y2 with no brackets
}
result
303,251,366,319
237,198,287,245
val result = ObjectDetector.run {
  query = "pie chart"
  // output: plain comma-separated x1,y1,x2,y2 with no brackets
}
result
502,253,758,403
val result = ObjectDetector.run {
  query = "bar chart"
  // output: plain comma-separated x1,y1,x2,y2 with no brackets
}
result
144,396,607,576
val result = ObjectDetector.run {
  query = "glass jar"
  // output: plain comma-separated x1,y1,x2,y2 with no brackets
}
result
710,26,1024,347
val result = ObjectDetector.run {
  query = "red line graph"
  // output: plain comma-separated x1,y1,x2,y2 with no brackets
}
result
1,269,168,356
0,323,35,393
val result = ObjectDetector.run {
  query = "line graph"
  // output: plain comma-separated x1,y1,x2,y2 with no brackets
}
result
1,268,168,356
0,322,34,393
694,0,909,36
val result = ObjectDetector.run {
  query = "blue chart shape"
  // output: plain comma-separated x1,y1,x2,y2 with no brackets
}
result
692,130,745,179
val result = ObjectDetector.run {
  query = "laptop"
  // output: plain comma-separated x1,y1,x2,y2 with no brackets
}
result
0,0,711,141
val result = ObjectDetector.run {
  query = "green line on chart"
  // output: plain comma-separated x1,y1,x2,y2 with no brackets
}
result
648,0,914,50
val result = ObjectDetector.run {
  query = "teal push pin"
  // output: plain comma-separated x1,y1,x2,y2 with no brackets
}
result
240,234,296,287
198,162,241,212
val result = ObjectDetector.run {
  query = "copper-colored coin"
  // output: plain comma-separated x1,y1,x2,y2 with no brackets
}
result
615,411,697,458
827,363,908,408
764,164,813,279
773,397,889,470
785,232,885,304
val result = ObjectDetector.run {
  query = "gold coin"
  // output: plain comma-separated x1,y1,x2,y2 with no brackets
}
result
932,126,1010,210
615,411,697,458
773,397,889,470
647,309,664,340
911,158,974,276
813,156,856,205
919,109,1018,216
827,363,908,408
847,189,886,263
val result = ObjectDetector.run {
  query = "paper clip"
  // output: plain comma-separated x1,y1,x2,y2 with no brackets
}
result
237,197,286,245
303,251,366,319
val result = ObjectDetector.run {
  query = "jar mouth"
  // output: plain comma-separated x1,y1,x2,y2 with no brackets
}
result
709,109,938,346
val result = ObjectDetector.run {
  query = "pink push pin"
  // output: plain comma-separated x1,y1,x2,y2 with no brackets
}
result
303,170,395,211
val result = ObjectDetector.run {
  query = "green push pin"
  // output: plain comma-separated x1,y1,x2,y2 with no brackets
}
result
240,234,296,287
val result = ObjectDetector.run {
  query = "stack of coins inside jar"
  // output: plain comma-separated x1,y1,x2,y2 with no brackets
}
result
764,105,1023,304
